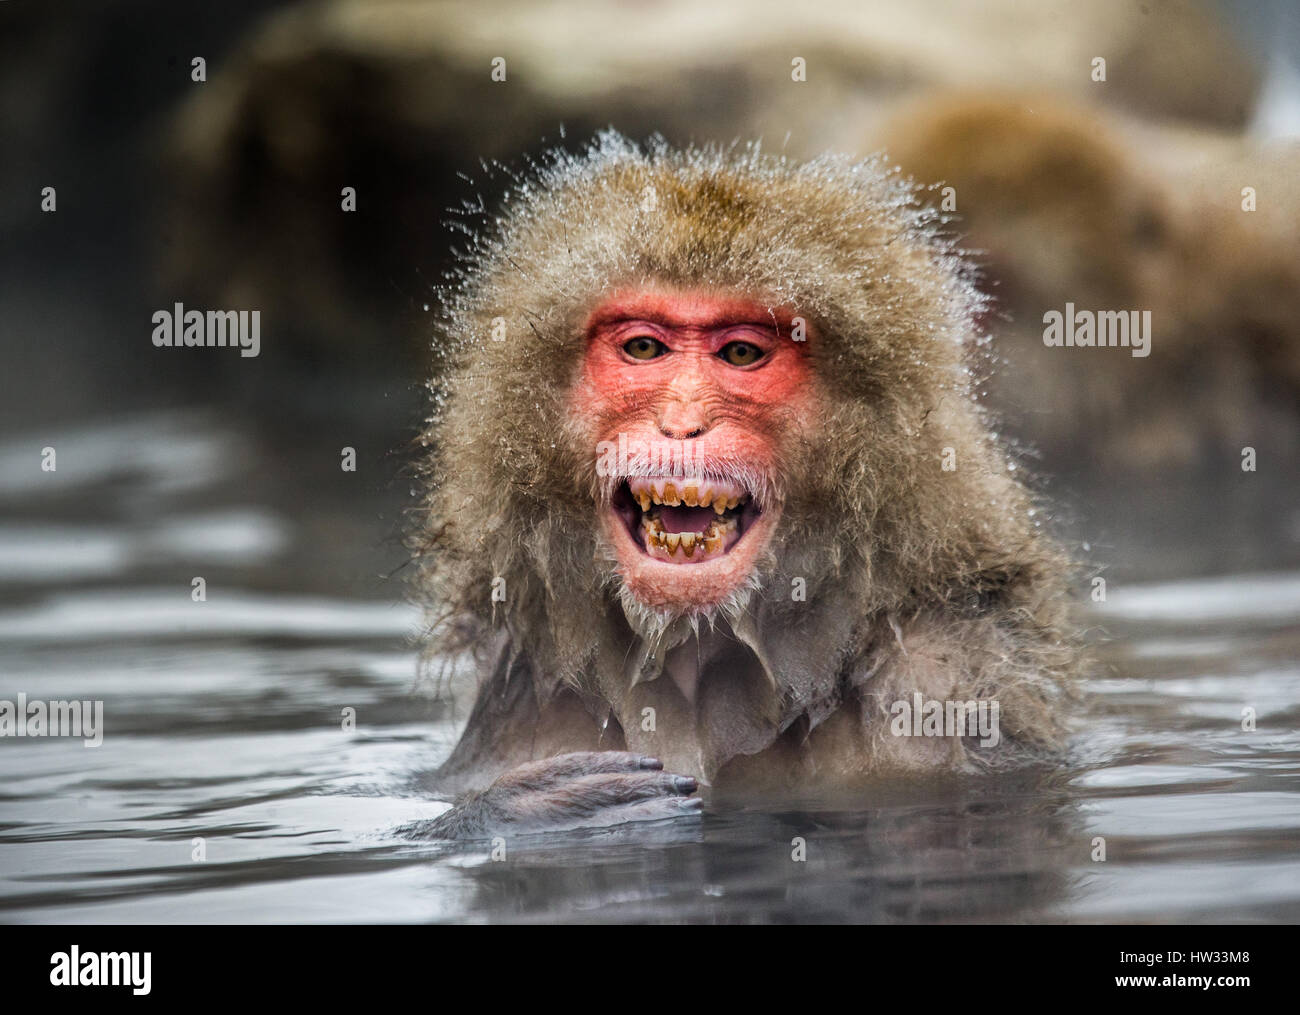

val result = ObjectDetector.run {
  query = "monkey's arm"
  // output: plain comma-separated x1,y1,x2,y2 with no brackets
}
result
423,657,705,837
432,637,635,791
420,751,702,839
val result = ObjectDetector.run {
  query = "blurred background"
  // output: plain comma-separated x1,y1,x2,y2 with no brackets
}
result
1,1,1299,923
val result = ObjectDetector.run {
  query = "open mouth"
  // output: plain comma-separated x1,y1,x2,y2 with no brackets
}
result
612,477,760,565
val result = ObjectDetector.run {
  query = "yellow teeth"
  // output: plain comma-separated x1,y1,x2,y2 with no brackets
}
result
629,480,749,515
641,513,738,559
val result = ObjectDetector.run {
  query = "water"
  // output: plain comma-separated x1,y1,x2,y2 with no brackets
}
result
1,411,1298,923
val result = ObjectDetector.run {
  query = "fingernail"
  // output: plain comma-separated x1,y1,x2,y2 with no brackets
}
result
673,775,698,793
639,756,663,769
678,797,703,811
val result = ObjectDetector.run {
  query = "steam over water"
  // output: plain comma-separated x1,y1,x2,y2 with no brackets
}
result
1,412,1298,923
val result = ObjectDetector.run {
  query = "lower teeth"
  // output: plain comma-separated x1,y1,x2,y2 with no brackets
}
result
641,515,737,558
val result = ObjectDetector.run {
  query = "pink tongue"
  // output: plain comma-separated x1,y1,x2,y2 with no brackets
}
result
659,505,717,533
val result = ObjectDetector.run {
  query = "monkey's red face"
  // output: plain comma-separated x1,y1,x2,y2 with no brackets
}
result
571,288,815,615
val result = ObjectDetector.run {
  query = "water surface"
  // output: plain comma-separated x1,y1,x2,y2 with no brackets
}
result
2,412,1297,923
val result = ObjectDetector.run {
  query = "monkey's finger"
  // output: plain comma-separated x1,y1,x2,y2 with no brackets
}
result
558,771,698,813
466,771,700,831
580,795,704,829
545,751,665,776
494,751,663,792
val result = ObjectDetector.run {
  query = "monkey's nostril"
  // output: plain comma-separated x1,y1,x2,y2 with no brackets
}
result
657,423,707,439
656,401,711,440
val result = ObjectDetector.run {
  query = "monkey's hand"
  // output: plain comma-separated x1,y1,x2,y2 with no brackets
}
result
425,751,702,839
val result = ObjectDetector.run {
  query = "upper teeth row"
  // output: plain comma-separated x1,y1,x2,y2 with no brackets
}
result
628,479,745,513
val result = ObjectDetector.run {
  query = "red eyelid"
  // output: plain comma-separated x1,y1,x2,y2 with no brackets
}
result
718,327,775,359
608,322,669,344
717,325,775,346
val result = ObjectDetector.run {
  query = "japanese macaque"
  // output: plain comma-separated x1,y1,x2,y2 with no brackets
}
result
875,93,1300,474
412,132,1078,838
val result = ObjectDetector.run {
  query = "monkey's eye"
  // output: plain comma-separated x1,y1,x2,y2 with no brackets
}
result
718,341,765,367
623,336,667,360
